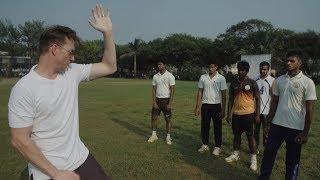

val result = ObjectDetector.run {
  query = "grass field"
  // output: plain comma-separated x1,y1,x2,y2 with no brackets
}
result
0,78,319,179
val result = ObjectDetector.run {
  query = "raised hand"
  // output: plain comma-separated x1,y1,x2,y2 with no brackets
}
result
89,4,113,35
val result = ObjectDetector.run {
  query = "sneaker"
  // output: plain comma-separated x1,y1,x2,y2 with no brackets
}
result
250,155,258,171
212,147,221,156
198,145,210,153
166,137,172,145
147,134,158,143
225,152,240,163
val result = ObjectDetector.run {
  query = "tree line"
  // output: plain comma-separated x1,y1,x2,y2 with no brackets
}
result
1,19,319,81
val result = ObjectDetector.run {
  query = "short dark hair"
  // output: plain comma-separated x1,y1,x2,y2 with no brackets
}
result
286,49,303,61
39,25,80,54
208,61,218,67
260,61,270,68
237,61,250,72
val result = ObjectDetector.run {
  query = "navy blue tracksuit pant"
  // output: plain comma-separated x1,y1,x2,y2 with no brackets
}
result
259,124,302,180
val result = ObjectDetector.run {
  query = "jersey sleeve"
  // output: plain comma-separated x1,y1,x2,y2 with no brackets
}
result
305,78,317,100
198,75,204,89
220,76,228,90
272,78,280,96
169,74,176,86
71,63,93,83
8,85,35,128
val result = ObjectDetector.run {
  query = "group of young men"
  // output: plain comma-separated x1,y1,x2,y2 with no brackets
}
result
148,51,316,179
7,4,317,180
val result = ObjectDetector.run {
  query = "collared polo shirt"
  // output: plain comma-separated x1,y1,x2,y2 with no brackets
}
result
198,73,227,104
272,71,317,130
152,70,175,98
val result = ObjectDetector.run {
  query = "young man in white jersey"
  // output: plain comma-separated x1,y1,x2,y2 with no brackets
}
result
259,50,317,180
8,5,116,180
147,61,175,145
194,63,227,156
254,61,275,153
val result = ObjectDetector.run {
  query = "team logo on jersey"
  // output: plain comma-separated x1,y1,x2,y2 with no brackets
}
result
245,85,251,90
292,82,300,88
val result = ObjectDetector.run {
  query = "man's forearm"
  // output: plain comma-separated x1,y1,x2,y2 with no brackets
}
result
11,138,58,178
195,90,202,109
101,32,116,70
221,90,227,111
303,101,315,135
169,87,175,105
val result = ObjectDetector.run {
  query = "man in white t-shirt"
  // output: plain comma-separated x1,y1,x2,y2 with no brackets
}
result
194,63,227,156
8,5,116,180
254,61,275,152
259,50,317,180
147,61,175,145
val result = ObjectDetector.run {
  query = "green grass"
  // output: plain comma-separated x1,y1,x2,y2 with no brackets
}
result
0,78,319,179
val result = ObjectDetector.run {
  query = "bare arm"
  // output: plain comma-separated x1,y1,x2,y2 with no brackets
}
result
253,83,261,123
266,95,279,122
295,100,316,144
221,89,227,119
89,5,117,80
152,85,158,108
10,127,79,180
168,85,175,108
194,88,203,116
227,87,234,123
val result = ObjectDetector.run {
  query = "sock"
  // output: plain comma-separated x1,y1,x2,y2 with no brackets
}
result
167,133,170,138
152,131,157,136
251,154,257,159
233,150,239,156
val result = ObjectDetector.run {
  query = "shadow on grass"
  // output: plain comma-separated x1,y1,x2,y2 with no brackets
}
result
110,117,257,179
111,117,150,138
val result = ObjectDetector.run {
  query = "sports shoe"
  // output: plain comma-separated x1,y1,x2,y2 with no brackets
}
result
198,145,210,153
225,151,240,163
212,147,221,156
147,134,158,143
250,155,258,171
166,136,172,145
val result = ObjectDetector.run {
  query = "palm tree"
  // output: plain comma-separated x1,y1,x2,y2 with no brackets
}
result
119,38,144,77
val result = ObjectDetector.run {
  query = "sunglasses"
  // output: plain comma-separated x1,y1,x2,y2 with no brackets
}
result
55,43,75,56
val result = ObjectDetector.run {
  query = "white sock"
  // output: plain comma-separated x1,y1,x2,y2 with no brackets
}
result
152,131,157,136
233,150,239,156
251,154,257,159
167,133,170,138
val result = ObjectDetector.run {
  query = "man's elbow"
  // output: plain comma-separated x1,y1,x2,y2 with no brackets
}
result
10,136,31,150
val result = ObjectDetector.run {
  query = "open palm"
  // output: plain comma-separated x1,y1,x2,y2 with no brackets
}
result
89,4,113,34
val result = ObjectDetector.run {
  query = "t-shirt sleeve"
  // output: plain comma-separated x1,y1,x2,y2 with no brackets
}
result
198,76,204,89
8,85,35,128
305,79,317,100
169,74,175,86
152,76,156,86
272,78,280,96
71,63,93,83
220,76,228,90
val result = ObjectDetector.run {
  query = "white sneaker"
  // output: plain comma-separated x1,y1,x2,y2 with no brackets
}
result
166,137,172,145
212,147,221,156
250,155,258,171
225,152,240,163
147,134,158,143
198,145,210,153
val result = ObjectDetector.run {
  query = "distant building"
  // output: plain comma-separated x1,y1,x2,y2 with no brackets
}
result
0,55,35,77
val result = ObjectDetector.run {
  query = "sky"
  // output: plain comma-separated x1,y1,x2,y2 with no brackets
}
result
1,0,319,44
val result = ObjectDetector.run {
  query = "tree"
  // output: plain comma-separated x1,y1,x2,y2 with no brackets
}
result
119,38,146,77
19,20,46,59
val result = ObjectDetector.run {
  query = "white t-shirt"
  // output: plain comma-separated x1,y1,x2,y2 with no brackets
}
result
255,75,275,115
8,63,92,180
272,72,317,130
152,70,175,98
198,73,227,104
